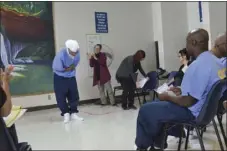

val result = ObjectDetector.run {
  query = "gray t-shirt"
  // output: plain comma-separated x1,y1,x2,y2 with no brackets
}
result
116,55,146,78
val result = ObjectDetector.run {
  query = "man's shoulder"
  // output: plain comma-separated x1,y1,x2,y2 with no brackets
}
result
56,48,67,57
124,55,133,61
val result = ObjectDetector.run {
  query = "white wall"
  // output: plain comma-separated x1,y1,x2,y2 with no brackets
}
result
186,2,201,31
161,2,188,71
152,2,165,69
13,2,155,108
209,2,226,45
152,2,188,71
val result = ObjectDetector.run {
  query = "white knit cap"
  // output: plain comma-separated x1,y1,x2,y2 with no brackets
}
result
65,39,79,52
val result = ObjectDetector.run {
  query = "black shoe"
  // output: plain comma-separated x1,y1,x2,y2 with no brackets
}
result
122,105,128,110
128,105,137,110
95,101,101,105
112,103,118,106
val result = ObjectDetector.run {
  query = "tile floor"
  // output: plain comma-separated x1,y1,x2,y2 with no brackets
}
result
15,103,226,150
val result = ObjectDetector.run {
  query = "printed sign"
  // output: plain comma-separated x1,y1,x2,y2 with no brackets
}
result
95,12,108,33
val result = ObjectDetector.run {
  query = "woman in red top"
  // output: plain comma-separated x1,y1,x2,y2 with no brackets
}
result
88,44,116,106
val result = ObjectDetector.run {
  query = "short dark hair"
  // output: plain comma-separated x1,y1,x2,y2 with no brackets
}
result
96,44,102,50
179,48,190,60
136,50,146,58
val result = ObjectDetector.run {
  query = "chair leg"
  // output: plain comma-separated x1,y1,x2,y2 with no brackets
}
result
177,126,184,151
161,124,168,150
217,114,227,148
200,129,204,139
152,91,156,100
136,91,141,106
143,92,147,104
212,118,225,151
195,127,205,151
184,126,190,150
113,89,116,97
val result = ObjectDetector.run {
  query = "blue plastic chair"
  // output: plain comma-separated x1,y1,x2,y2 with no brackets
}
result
160,78,226,151
168,71,178,80
168,71,178,86
217,90,227,148
142,71,159,103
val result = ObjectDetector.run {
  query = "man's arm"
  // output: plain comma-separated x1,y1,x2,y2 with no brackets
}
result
166,95,198,107
138,62,147,77
52,54,65,72
0,72,12,117
160,61,210,107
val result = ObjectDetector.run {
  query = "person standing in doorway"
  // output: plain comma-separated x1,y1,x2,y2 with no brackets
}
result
88,44,116,106
116,50,147,110
52,39,83,123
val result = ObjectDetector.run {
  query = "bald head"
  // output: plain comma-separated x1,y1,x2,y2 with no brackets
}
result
186,28,209,58
215,32,226,46
188,28,209,43
214,32,227,57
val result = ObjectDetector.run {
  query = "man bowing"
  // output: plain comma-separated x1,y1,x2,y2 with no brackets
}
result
52,39,83,123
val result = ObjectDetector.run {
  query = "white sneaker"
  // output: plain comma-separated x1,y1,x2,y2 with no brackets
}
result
64,113,70,123
71,113,84,121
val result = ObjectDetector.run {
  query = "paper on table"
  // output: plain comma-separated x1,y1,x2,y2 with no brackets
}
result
136,77,149,88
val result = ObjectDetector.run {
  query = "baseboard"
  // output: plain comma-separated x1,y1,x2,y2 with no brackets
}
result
26,92,149,112
26,96,122,112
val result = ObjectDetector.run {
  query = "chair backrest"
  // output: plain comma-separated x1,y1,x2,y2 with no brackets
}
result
196,78,227,125
0,118,17,151
143,71,158,91
168,71,178,81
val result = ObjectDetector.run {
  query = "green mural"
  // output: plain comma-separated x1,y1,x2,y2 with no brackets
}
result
0,2,55,96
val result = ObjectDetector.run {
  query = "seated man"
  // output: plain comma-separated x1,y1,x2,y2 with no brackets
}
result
211,33,227,113
0,67,14,150
135,29,227,150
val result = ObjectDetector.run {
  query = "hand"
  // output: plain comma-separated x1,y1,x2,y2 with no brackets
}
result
0,68,12,83
87,53,92,59
6,65,14,74
64,67,74,72
158,92,169,101
169,86,181,96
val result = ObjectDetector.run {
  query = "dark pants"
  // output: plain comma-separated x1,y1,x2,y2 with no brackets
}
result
135,100,195,149
54,74,79,116
117,76,135,108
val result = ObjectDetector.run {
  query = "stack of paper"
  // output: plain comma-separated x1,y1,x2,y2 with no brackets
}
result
3,105,27,127
136,77,149,88
155,83,177,96
155,83,169,94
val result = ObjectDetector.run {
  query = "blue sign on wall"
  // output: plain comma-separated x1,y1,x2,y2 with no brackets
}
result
198,1,203,22
95,12,108,33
